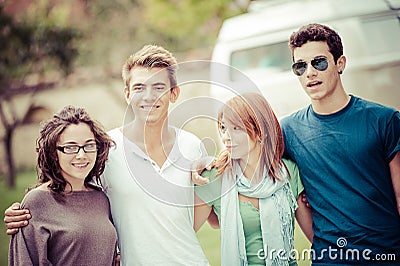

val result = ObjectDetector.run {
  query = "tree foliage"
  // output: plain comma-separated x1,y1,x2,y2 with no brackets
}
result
0,0,248,187
139,0,246,51
0,3,81,188
76,0,247,70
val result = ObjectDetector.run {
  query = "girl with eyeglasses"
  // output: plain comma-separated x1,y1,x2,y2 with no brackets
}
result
193,93,313,266
9,105,118,265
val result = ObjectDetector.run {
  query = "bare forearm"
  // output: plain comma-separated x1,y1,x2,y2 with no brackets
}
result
295,196,314,243
207,209,220,229
194,194,212,232
389,151,400,216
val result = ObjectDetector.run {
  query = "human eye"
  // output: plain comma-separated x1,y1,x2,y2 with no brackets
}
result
84,143,97,152
64,145,78,153
313,57,326,63
233,126,244,131
154,85,166,91
132,85,145,92
85,143,96,149
219,124,226,133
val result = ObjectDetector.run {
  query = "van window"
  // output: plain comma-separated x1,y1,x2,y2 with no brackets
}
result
360,15,400,55
230,41,292,80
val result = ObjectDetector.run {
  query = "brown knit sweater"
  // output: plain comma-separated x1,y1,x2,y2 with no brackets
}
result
9,188,117,266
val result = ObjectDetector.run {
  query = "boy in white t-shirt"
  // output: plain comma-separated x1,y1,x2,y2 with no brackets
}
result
5,45,209,265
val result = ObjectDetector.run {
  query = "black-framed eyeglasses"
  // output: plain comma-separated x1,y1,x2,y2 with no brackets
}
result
291,57,329,76
57,143,97,154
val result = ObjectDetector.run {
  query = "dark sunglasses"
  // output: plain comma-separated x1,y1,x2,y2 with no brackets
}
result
292,57,329,76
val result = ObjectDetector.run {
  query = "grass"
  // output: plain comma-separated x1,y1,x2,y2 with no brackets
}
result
0,169,37,266
0,170,311,266
197,223,221,265
197,218,311,266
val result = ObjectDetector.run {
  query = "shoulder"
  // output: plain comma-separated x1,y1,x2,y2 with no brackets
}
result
282,158,297,171
21,188,51,209
352,96,398,118
280,106,310,128
107,128,123,142
176,128,201,144
106,128,123,156
282,158,300,180
175,128,205,159
201,167,221,181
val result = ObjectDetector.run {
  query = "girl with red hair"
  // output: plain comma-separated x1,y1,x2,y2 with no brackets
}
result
194,93,313,266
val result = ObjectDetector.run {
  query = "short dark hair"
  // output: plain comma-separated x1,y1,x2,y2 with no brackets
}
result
289,23,343,63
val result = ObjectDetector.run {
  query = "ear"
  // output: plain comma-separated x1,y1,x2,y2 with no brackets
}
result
337,55,346,74
169,86,180,103
123,86,131,104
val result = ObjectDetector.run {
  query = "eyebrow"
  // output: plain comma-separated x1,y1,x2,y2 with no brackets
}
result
131,82,167,87
152,82,167,87
59,139,96,145
295,55,327,63
131,83,146,87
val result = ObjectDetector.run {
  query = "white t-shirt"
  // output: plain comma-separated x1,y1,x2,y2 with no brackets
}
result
101,128,209,265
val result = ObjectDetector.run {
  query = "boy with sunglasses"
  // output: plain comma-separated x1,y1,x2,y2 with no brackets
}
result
281,23,400,265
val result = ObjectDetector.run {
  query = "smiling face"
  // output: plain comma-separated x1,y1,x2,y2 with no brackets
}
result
293,41,346,103
124,67,179,125
57,123,97,189
219,115,259,162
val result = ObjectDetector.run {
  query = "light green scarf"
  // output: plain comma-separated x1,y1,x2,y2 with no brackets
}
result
220,161,297,266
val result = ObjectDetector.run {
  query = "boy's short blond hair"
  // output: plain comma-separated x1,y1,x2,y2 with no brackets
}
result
122,45,178,89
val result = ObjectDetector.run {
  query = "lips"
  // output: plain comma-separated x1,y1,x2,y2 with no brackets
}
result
72,162,90,169
225,145,237,150
140,104,161,110
307,80,322,88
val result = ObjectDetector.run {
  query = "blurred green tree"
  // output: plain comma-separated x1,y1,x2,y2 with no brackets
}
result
0,4,80,188
0,0,248,188
142,0,246,50
78,0,247,74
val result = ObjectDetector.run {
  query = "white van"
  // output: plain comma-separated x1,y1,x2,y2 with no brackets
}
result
210,0,400,118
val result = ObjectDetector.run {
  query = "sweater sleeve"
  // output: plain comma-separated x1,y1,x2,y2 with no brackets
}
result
8,232,35,266
8,190,52,266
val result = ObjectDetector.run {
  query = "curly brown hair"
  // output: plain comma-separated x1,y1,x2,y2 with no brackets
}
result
35,105,114,194
289,23,343,63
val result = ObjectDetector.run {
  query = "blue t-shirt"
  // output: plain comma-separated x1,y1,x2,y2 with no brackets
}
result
281,95,400,265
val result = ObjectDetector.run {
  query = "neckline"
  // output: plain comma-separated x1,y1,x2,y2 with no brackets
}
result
117,126,181,168
34,188,98,194
311,95,355,120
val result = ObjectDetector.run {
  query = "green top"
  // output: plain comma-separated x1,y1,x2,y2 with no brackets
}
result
195,159,303,266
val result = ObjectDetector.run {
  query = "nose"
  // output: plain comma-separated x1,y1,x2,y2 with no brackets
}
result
143,87,156,101
306,62,317,78
220,129,231,142
75,147,86,158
